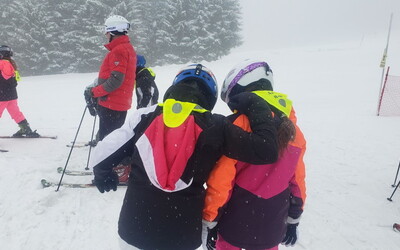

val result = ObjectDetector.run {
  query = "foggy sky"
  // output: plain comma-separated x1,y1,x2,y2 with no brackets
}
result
240,0,400,49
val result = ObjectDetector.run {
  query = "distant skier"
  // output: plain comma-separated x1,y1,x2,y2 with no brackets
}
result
135,54,159,109
0,45,39,137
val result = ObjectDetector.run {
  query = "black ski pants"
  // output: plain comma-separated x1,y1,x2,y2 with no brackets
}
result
97,105,127,141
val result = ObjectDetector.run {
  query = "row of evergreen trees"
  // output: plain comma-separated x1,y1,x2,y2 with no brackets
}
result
0,0,242,76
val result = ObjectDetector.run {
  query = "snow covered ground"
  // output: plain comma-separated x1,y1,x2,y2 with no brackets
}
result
1,35,400,250
2,1,400,249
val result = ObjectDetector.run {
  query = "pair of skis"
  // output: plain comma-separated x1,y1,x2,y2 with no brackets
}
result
0,135,57,139
0,135,58,152
66,140,98,148
0,135,100,187
41,179,128,188
66,142,90,148
42,167,93,188
42,167,127,189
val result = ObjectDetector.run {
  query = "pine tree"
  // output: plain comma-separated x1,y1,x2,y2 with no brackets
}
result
0,0,46,75
0,0,242,75
145,0,175,65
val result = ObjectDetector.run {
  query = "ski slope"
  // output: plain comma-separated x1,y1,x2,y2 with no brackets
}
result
2,1,400,249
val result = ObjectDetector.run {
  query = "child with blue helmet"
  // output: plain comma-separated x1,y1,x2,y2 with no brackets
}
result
90,63,279,250
135,55,159,108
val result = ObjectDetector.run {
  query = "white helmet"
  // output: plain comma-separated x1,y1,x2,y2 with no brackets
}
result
221,59,274,103
104,15,130,34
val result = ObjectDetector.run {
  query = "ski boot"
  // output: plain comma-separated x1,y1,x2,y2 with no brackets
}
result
113,164,131,183
87,131,100,147
13,119,40,138
87,140,98,147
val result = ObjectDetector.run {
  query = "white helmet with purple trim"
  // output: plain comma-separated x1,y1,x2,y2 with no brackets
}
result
221,59,274,103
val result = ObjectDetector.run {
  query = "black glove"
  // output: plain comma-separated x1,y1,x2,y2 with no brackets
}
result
227,92,272,117
84,87,97,116
206,226,218,250
281,223,298,246
227,91,274,134
93,170,119,193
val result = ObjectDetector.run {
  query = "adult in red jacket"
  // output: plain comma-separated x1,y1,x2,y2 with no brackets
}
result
85,15,137,141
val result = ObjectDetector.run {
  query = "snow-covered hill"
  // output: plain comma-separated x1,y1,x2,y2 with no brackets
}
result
2,0,400,249
1,34,400,249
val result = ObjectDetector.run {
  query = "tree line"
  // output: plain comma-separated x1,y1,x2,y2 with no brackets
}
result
0,0,242,76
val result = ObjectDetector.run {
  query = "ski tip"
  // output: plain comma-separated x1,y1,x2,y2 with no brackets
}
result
41,136,57,139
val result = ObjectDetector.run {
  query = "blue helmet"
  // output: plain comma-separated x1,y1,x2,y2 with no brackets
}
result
173,64,218,99
137,55,146,67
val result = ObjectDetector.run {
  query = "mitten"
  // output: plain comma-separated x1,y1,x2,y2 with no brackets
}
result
281,217,299,247
202,220,218,250
93,170,119,193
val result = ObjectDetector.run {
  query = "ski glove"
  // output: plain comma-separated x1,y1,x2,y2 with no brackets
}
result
202,220,218,250
93,170,119,193
281,222,299,246
84,87,97,116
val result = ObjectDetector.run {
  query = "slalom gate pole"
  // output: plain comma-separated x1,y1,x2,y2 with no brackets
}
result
392,161,400,187
377,67,390,116
85,114,97,170
388,179,400,201
56,106,88,192
376,13,393,116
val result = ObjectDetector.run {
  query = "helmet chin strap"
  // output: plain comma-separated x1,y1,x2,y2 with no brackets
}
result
108,33,124,43
108,33,115,43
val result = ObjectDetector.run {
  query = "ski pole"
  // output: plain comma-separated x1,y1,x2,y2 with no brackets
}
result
388,179,400,201
85,114,97,170
56,106,88,192
392,161,400,187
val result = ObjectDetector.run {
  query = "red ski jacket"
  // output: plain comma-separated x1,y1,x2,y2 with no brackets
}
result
92,35,136,111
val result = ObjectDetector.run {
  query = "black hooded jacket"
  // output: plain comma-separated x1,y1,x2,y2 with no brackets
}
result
135,66,159,109
0,59,18,101
90,82,279,250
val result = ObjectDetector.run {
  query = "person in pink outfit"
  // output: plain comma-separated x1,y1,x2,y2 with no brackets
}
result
202,59,307,250
0,45,39,137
